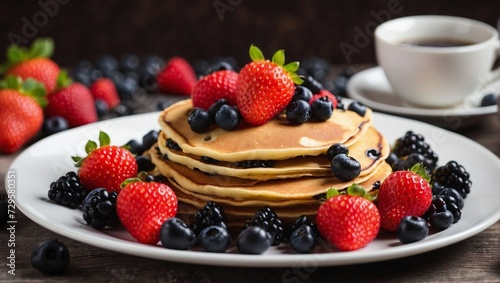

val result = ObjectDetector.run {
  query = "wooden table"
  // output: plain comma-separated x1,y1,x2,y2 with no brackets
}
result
0,86,499,283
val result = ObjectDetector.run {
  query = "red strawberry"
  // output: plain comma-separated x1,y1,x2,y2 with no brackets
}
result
73,131,138,192
191,70,238,109
89,78,120,109
1,38,60,93
236,45,303,125
0,76,46,153
309,89,338,109
377,164,433,232
316,187,380,251
156,57,197,95
117,180,178,244
45,71,98,128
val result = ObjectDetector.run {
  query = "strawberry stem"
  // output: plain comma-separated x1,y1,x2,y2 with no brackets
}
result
0,75,47,107
0,38,54,75
247,44,303,85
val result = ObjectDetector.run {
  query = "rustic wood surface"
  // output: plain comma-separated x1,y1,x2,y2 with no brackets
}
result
0,70,499,282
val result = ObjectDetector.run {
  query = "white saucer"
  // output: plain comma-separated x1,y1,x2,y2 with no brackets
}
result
346,66,499,130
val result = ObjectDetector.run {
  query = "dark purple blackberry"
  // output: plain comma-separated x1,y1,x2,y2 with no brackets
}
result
166,138,181,151
47,172,87,209
190,201,227,236
432,161,471,198
244,207,285,246
235,160,275,168
392,131,439,170
82,188,120,230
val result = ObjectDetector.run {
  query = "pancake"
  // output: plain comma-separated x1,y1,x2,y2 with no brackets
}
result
157,125,390,180
158,99,373,162
150,145,391,201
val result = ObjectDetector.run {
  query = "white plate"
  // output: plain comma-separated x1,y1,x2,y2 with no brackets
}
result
7,112,500,267
347,66,499,130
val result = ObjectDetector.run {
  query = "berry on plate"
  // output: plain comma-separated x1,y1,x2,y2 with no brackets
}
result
1,38,60,93
72,131,138,192
0,76,46,153
191,69,238,109
236,45,303,126
377,163,433,232
45,71,98,128
156,57,197,95
316,186,380,251
117,179,178,244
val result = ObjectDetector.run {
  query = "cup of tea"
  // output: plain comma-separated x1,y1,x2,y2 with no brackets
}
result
375,15,500,108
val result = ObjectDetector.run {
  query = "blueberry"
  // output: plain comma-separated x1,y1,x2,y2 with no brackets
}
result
402,153,426,170
142,130,159,150
136,155,155,172
446,202,462,223
331,153,361,181
326,143,349,161
0,200,8,228
89,68,103,83
188,108,212,133
385,152,399,166
160,218,196,250
292,86,313,102
215,105,240,130
125,139,144,155
142,55,165,73
236,226,272,254
211,56,238,72
286,100,311,125
115,77,138,101
157,100,171,111
289,224,316,253
95,55,118,74
31,239,70,274
300,57,329,81
397,216,429,244
208,99,229,117
310,96,333,121
429,210,454,230
333,75,349,97
480,93,497,107
348,101,367,117
72,69,92,86
197,225,231,253
42,116,69,136
193,59,211,77
120,54,140,73
301,75,323,94
94,99,110,116
210,61,233,72
113,103,133,117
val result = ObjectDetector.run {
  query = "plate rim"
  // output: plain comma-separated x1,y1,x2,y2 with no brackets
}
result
8,111,500,267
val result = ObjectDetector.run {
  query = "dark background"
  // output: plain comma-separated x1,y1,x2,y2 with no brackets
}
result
1,0,499,67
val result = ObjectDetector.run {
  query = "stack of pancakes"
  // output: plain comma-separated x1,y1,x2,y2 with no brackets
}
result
149,99,392,225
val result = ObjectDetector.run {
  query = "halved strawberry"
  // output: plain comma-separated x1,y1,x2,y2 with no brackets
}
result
191,70,238,109
236,45,303,126
72,131,138,192
117,179,178,244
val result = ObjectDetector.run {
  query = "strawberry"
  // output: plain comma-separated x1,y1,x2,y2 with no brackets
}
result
45,71,98,128
191,70,238,109
0,76,46,153
72,131,138,193
236,45,303,126
117,180,178,244
316,186,380,251
156,57,197,95
89,78,120,109
1,38,60,93
309,89,338,109
377,164,433,232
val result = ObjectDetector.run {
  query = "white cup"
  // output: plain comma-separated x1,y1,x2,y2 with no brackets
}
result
375,15,500,108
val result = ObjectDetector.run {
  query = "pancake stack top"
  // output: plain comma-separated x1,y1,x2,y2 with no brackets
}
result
149,99,392,224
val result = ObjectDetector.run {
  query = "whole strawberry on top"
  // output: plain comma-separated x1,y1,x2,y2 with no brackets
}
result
0,38,60,93
0,76,46,154
191,70,238,109
117,179,178,244
236,45,303,126
316,186,380,251
72,131,138,192
45,71,98,128
377,163,433,232
156,57,197,95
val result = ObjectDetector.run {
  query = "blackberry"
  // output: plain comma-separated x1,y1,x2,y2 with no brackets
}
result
392,131,439,170
235,160,275,168
166,138,181,151
432,161,471,198
244,206,285,246
47,172,87,209
190,201,227,236
82,188,120,230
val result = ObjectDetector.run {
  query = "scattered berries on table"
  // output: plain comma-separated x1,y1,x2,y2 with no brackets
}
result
156,57,197,95
48,171,87,208
42,115,69,136
89,78,121,109
82,188,120,229
31,239,70,275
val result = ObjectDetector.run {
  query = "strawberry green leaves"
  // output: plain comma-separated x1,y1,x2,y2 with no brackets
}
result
248,45,303,85
72,131,112,167
325,183,377,202
0,38,54,74
0,75,47,107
